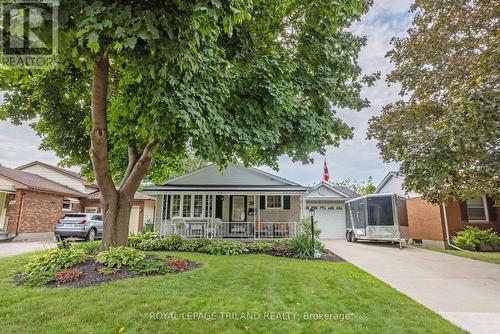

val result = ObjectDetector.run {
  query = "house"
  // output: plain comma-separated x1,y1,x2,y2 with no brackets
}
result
376,171,500,248
144,163,357,240
0,161,156,240
306,182,358,238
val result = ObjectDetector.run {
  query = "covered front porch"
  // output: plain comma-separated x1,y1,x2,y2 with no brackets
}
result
155,192,306,240
0,191,13,238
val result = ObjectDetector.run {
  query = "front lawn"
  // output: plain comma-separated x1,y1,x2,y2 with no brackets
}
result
0,252,463,334
424,247,500,265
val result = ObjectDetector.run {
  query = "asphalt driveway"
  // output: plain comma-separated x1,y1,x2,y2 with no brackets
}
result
0,241,56,258
322,239,500,334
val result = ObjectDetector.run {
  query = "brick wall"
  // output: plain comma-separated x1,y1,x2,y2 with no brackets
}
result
406,197,445,241
445,199,500,237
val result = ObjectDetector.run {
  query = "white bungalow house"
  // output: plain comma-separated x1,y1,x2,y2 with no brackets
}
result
144,163,358,240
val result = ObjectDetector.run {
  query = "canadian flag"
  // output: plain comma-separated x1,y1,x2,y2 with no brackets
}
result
323,159,330,182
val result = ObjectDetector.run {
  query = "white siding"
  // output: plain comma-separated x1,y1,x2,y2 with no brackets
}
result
307,185,346,200
143,200,155,225
0,177,15,192
19,165,94,194
169,164,290,186
377,174,420,198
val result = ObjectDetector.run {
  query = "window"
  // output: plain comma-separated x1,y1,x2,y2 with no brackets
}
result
62,200,72,211
336,206,343,210
85,207,98,213
91,215,103,221
231,196,245,221
205,195,213,218
266,195,282,209
172,195,181,217
466,196,488,221
182,195,192,217
194,195,203,217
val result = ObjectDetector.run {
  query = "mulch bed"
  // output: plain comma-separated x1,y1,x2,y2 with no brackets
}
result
320,248,346,263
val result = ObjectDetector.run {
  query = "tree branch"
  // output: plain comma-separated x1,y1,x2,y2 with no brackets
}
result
89,51,117,200
120,139,159,196
118,144,139,190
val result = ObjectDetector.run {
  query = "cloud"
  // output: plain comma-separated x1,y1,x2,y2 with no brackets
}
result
0,0,413,186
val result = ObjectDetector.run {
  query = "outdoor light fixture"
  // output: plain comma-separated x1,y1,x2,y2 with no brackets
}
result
309,207,322,259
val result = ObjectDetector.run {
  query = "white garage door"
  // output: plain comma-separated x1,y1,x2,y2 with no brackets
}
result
129,206,140,234
308,203,346,238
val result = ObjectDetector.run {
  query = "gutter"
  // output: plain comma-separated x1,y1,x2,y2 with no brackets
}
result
442,204,468,252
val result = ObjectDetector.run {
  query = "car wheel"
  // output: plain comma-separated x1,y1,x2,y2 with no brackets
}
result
352,233,357,243
86,229,96,241
346,231,351,242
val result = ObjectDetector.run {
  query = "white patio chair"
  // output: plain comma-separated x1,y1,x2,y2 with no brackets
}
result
206,218,222,239
190,222,204,238
171,217,188,237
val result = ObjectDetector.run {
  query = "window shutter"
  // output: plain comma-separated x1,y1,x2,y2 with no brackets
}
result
260,196,266,209
283,196,291,210
459,201,468,222
486,196,497,222
162,195,168,220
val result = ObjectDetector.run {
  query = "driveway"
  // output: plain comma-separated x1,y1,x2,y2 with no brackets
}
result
0,241,56,258
322,239,500,334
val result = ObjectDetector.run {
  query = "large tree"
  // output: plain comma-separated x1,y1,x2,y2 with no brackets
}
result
368,0,500,204
1,0,376,248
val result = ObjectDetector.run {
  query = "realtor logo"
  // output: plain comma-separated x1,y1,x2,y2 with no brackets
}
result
0,0,58,68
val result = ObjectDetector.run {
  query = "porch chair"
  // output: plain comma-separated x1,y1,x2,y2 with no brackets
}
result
274,223,289,238
190,222,204,238
206,218,222,239
171,217,188,237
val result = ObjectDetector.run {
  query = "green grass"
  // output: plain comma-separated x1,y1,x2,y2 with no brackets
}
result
423,247,500,265
0,252,464,334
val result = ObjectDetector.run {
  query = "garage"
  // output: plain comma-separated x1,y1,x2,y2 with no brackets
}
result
306,182,358,239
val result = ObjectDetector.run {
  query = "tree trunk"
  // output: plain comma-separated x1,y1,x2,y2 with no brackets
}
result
89,53,158,250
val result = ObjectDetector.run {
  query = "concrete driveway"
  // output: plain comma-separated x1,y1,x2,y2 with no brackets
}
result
322,239,500,334
0,241,56,258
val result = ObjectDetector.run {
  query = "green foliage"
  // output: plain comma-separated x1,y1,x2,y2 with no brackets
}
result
136,238,167,251
247,242,273,253
56,237,72,250
299,218,321,238
96,247,145,268
334,177,375,195
73,241,101,255
140,232,160,240
98,267,119,276
201,240,248,255
127,235,143,248
130,259,172,275
368,0,500,204
289,235,324,259
20,248,87,286
0,0,375,184
178,238,212,252
452,227,500,251
161,235,184,251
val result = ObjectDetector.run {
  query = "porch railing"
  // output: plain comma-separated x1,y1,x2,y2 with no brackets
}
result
159,220,299,240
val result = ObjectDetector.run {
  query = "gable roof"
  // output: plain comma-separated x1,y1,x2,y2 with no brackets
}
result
16,161,98,189
0,165,86,197
307,182,358,199
145,163,307,192
375,171,399,193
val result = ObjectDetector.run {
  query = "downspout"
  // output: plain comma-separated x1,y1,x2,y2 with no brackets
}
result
442,204,468,252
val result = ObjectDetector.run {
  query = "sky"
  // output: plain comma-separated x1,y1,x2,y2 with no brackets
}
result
0,0,414,187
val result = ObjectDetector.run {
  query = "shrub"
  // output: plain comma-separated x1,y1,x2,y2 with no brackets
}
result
141,232,160,240
20,248,86,286
178,238,211,252
127,235,143,248
56,237,72,250
98,267,119,276
165,258,190,272
271,239,291,257
299,218,321,238
247,242,273,253
131,259,172,275
96,247,145,268
74,241,101,255
162,235,184,250
136,238,166,251
289,234,324,259
201,240,248,255
55,269,82,284
452,227,500,251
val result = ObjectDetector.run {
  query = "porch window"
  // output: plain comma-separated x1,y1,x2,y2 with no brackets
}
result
172,195,181,217
266,195,282,209
194,195,203,217
205,195,213,217
62,200,72,211
231,196,245,221
182,195,192,217
466,196,488,222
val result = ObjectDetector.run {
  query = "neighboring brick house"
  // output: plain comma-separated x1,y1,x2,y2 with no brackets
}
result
376,171,500,248
0,161,156,240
